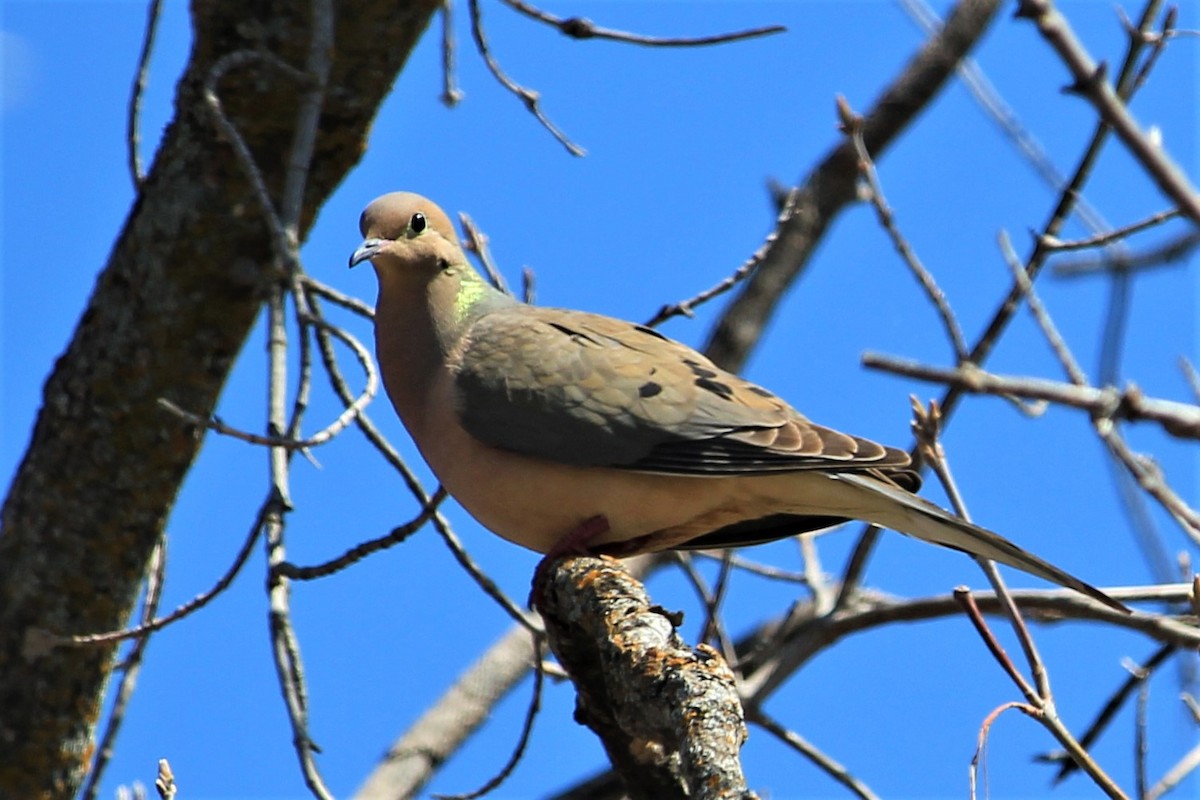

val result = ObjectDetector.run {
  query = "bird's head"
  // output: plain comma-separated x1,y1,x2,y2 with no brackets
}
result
349,192,463,281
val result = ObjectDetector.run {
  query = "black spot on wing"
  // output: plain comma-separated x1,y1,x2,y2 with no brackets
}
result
639,381,663,398
695,377,734,400
683,359,719,379
747,386,775,398
546,321,600,346
632,324,669,341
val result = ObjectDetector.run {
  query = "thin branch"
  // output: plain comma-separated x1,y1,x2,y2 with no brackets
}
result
955,589,1040,705
1016,0,1200,224
126,0,163,188
912,398,1050,698
459,211,512,295
738,582,1199,703
669,552,736,666
644,207,785,327
1181,357,1200,403
62,503,266,646
997,229,1089,385
154,759,176,800
956,590,1127,797
434,635,547,800
467,0,585,156
861,356,1200,442
301,276,376,319
430,504,541,634
1136,678,1150,800
1049,229,1200,277
80,534,168,800
689,550,810,584
1048,644,1174,783
898,0,1111,237
970,702,1037,800
1040,207,1182,254
1146,738,1200,800
749,709,879,800
499,0,785,47
274,490,447,580
202,49,309,268
839,97,969,361
439,0,465,106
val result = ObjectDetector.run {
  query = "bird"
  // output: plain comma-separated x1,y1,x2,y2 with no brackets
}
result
349,191,1125,613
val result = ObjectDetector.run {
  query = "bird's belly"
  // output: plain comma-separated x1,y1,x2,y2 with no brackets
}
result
428,433,742,554
407,383,746,554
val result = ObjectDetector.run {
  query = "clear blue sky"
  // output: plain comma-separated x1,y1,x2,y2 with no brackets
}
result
3,2,1197,798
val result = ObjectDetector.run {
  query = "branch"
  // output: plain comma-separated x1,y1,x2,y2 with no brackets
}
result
861,355,1200,441
538,556,756,800
499,0,785,47
1017,0,1200,224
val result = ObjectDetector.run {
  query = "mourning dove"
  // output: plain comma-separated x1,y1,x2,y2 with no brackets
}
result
350,192,1125,612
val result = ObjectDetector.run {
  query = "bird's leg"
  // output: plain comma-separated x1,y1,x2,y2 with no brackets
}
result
529,514,611,609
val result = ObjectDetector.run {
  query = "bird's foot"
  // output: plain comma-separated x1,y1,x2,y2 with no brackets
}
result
529,514,611,610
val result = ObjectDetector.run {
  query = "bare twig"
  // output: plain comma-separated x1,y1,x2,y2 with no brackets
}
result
433,635,547,800
750,709,879,800
1146,738,1200,800
898,0,1110,237
1181,357,1200,403
203,50,310,267
1046,644,1173,783
157,308,378,450
467,0,585,156
1135,679,1150,799
644,195,793,327
970,702,1036,800
264,286,333,799
459,211,512,295
669,552,736,665
862,356,1200,442
80,534,168,800
955,589,1039,704
690,550,810,584
956,590,1127,797
274,490,447,580
1050,229,1200,277
913,398,1051,698
126,0,163,188
500,0,785,47
838,97,969,361
301,276,376,319
154,759,176,800
439,0,465,106
432,508,542,634
1040,207,1182,254
997,229,1089,385
64,504,266,646
1017,0,1200,223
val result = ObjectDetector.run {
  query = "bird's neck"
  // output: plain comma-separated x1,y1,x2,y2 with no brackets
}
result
375,265,513,429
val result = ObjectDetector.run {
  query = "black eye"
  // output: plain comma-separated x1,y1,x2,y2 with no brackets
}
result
411,212,427,234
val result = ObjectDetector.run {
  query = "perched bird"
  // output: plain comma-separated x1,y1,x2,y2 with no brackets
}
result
350,192,1124,612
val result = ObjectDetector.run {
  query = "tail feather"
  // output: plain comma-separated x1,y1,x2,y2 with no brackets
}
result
832,473,1128,614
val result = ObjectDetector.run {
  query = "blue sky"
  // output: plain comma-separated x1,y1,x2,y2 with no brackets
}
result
3,2,1198,798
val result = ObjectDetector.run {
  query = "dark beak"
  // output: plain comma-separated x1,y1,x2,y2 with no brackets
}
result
349,238,386,268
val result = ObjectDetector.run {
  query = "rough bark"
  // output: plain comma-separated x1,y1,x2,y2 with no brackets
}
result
0,2,440,796
539,557,757,800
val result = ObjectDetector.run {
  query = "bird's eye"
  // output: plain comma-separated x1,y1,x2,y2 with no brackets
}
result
410,212,427,234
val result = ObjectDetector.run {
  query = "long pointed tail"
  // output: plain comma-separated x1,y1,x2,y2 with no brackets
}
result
831,473,1129,613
